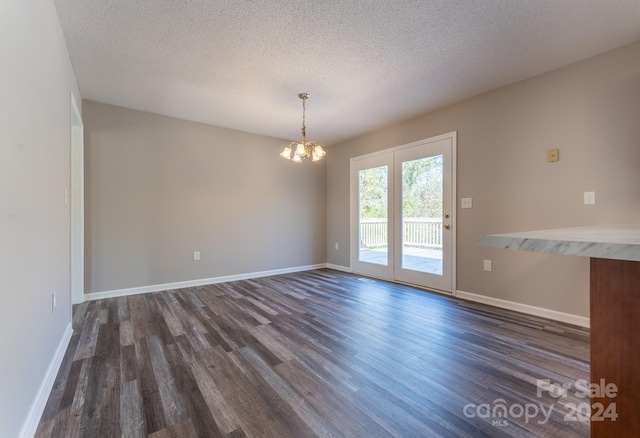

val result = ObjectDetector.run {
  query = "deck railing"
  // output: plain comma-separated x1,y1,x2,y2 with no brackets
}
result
360,217,443,249
359,218,387,248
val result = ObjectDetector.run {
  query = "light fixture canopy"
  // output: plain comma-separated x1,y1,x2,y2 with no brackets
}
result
280,93,326,162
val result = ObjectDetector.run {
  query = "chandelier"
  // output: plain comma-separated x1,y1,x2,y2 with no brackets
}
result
280,93,326,162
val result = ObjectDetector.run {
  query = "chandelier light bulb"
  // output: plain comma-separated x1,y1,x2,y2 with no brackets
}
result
280,145,292,159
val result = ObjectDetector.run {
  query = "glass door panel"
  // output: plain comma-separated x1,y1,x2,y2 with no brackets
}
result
351,152,393,280
401,155,443,275
358,165,388,266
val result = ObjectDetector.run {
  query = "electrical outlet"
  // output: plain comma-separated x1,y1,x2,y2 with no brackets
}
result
52,292,56,313
193,251,200,261
584,191,596,205
483,260,492,272
335,242,339,250
461,198,472,209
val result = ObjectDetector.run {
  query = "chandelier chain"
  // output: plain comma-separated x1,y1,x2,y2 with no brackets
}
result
300,93,307,141
301,97,306,140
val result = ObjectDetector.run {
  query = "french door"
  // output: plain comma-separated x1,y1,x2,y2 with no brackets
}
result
350,132,456,293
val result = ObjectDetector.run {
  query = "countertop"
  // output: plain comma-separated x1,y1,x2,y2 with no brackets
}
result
478,225,640,262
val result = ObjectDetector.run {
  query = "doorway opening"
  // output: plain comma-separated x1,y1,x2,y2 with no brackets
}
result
350,132,456,293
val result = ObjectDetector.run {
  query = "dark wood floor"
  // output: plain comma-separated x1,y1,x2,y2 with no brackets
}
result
36,269,590,437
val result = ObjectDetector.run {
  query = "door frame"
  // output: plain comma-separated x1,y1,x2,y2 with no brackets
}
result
350,131,457,294
70,92,84,305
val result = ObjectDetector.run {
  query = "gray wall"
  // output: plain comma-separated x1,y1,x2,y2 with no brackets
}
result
327,41,640,318
0,0,80,436
83,101,326,294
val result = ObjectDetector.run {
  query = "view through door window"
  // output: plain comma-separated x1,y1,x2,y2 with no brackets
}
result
401,155,443,275
358,165,388,266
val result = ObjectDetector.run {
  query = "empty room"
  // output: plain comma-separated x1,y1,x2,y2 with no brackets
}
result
2,1,640,437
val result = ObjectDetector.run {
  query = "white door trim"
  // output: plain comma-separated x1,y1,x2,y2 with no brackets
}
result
70,92,84,305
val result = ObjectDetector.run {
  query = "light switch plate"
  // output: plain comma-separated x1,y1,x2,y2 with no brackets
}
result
461,198,472,209
547,148,559,162
584,191,596,205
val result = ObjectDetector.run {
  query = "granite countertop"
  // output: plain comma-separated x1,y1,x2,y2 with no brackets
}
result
478,225,640,262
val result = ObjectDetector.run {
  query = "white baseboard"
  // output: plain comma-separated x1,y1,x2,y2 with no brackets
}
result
325,263,353,273
455,290,590,328
85,264,328,301
19,322,73,438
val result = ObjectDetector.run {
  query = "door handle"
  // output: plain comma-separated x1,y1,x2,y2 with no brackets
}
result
444,223,451,230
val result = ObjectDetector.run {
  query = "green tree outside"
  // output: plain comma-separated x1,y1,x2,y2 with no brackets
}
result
358,156,443,219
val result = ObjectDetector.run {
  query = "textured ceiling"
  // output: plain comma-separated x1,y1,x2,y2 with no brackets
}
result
54,0,640,145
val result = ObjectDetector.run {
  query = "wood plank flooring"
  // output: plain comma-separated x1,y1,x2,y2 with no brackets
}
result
35,269,590,437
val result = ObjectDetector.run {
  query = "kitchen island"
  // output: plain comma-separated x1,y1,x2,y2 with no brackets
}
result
479,225,640,438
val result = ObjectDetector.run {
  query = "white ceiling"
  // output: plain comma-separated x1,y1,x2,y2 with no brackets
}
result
54,0,640,145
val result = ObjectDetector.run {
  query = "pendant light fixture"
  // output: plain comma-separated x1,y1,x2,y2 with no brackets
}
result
280,93,326,162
